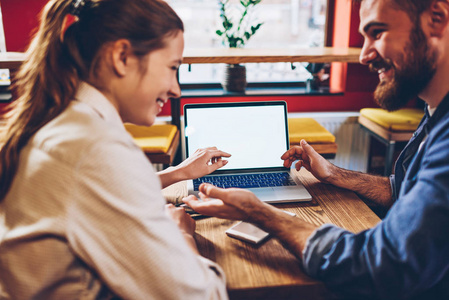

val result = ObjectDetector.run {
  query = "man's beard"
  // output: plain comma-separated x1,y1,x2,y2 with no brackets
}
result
371,25,437,111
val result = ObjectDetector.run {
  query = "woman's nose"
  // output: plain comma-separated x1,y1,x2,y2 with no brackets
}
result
169,77,181,99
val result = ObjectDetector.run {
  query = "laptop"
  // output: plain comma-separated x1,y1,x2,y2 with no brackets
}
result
184,101,312,203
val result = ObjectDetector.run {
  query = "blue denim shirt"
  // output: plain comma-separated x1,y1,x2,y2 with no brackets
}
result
302,94,449,300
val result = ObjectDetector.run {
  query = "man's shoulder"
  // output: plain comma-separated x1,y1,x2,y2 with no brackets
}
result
430,107,449,138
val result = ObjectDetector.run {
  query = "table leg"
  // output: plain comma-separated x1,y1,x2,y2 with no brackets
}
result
170,97,182,165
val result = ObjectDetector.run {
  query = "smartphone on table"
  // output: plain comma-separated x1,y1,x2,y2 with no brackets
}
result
225,210,296,244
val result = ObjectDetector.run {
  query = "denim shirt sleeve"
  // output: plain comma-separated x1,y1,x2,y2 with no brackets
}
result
301,119,449,300
302,224,351,276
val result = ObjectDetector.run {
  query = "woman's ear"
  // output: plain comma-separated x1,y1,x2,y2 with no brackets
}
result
110,39,133,77
426,0,449,37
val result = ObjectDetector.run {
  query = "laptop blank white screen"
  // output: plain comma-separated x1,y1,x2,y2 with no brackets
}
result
184,102,288,171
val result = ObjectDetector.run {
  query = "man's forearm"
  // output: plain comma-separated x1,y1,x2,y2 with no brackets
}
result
251,204,318,260
328,166,393,207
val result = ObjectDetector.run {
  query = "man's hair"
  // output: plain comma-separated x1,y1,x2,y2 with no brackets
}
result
355,0,433,23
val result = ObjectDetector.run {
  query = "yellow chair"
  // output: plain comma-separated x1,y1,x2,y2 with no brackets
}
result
125,123,180,167
288,118,337,159
358,108,424,176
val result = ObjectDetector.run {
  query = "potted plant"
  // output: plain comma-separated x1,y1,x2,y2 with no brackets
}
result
216,0,264,92
305,63,325,92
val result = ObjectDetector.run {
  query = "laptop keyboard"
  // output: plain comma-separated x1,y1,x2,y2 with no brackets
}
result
193,172,296,190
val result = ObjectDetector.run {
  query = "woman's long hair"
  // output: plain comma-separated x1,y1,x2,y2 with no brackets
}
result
0,0,183,199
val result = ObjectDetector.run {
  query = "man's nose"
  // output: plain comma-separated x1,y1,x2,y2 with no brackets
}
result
359,41,378,65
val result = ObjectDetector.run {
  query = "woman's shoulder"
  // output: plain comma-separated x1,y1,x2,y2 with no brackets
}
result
31,100,135,164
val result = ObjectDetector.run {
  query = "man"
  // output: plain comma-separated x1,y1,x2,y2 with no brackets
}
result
183,0,449,299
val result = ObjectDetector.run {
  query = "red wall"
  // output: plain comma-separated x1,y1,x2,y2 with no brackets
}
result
160,92,377,116
1,0,45,52
1,0,379,116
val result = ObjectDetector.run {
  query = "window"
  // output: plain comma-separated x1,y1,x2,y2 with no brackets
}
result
167,0,329,85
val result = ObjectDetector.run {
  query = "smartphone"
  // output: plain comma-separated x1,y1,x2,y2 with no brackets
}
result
225,221,270,244
225,210,296,244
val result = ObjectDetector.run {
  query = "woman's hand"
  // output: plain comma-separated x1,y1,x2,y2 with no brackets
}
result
158,147,231,188
165,203,199,254
177,147,231,180
165,203,196,235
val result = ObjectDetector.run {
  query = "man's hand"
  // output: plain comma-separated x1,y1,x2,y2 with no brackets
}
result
281,140,334,184
183,183,318,260
182,183,268,222
282,140,393,206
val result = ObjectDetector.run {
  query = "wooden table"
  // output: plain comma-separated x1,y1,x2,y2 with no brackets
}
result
162,168,380,300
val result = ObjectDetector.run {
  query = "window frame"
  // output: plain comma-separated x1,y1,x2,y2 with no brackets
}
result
172,0,333,91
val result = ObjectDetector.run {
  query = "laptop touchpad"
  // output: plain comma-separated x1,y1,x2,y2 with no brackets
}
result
248,187,277,201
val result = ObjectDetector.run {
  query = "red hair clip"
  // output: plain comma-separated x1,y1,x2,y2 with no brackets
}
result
61,14,78,42
61,0,90,41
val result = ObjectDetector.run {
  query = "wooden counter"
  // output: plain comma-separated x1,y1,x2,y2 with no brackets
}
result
0,47,361,70
183,47,361,64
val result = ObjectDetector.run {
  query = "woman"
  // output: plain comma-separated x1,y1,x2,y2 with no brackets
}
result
0,0,230,299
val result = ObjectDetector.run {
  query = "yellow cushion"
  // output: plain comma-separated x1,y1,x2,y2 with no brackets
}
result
125,123,177,153
360,108,424,131
288,118,336,143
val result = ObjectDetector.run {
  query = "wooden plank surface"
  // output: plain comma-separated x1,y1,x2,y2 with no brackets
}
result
0,48,361,71
163,168,380,299
183,47,361,64
293,169,380,232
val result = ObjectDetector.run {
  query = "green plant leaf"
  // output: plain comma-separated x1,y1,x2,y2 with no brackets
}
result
216,0,263,48
251,23,263,34
223,20,233,30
